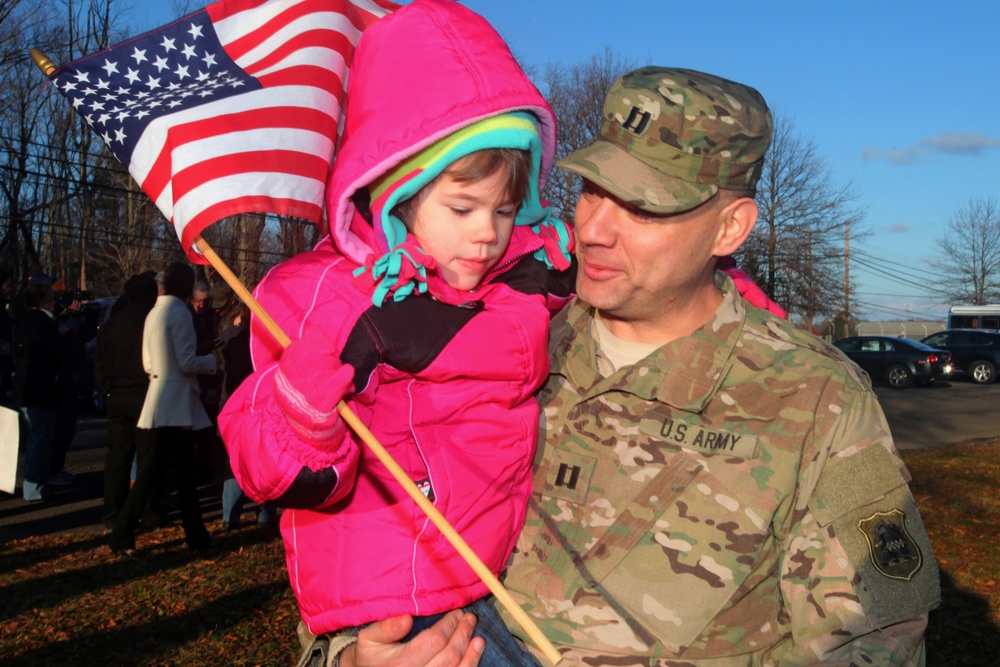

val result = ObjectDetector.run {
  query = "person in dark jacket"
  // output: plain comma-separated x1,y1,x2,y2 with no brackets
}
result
48,285,87,487
213,281,276,528
94,273,158,529
13,282,65,501
0,268,13,404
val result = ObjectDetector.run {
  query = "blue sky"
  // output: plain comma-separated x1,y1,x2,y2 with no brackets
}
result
134,0,1000,322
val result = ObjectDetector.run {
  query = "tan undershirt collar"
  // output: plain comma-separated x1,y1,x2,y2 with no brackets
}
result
591,312,662,377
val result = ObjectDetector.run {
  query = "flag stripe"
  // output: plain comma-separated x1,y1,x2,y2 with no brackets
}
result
255,62,346,89
179,170,328,219
241,29,356,79
222,5,360,64
179,190,325,246
175,149,330,198
134,87,339,201
150,125,335,214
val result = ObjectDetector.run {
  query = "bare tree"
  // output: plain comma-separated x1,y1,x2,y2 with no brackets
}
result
932,196,1000,305
48,0,130,291
0,1,63,282
85,164,164,294
736,113,867,329
0,0,45,69
0,0,171,294
538,48,639,219
275,215,319,261
207,213,268,285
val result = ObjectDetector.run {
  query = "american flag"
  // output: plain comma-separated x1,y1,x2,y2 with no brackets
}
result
49,0,398,262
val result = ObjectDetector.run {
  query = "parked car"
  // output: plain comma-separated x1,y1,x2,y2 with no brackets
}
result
920,329,1000,385
833,336,953,389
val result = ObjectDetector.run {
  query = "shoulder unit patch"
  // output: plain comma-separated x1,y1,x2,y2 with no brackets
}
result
857,509,923,581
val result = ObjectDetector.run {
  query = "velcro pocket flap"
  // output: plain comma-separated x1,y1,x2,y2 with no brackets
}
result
810,444,905,526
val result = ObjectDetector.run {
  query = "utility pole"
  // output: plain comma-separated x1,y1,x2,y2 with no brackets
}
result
843,218,850,333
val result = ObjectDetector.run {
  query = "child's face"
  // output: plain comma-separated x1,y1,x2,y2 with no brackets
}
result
406,168,518,291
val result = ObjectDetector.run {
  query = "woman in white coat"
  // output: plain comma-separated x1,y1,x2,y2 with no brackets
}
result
109,262,218,558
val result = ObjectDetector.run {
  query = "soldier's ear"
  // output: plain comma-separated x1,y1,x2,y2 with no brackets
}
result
712,196,757,257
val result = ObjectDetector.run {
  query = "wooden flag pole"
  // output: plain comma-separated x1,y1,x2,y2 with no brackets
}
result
30,47,559,665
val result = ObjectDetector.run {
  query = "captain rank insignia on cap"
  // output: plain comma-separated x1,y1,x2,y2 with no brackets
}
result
619,106,652,136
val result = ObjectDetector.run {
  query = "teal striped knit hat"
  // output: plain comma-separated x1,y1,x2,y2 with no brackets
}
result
355,112,572,306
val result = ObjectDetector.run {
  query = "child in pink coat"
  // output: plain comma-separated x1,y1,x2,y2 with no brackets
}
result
219,1,571,664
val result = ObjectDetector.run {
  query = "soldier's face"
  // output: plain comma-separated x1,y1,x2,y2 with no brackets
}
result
573,180,728,341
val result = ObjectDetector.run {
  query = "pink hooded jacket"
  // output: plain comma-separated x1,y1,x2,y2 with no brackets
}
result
218,0,573,634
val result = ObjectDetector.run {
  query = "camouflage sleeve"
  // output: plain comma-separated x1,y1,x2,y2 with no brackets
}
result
771,386,940,664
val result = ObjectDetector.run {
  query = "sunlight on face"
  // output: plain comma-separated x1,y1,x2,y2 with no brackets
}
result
405,169,518,291
573,182,728,338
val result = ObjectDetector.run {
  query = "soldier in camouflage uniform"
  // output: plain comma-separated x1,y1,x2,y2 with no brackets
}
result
343,67,939,667
493,67,940,666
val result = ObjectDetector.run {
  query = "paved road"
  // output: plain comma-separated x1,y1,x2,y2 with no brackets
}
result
0,412,228,542
2,378,999,540
873,378,1000,451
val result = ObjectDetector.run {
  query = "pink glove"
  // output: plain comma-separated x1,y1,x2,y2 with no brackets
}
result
274,327,355,444
718,256,787,319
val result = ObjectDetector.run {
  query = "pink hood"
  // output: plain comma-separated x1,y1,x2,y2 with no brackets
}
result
321,0,557,267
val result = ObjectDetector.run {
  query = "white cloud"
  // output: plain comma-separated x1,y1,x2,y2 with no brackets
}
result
862,146,920,165
863,132,1000,165
920,132,1000,155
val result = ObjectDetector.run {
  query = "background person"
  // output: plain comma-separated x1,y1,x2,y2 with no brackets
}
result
47,280,88,487
212,280,276,529
109,261,217,558
12,282,64,502
0,268,13,404
95,273,159,530
190,278,222,485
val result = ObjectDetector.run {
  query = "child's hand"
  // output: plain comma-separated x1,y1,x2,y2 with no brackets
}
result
274,327,355,444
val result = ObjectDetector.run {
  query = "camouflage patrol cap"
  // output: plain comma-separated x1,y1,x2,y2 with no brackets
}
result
558,67,772,214
210,281,234,309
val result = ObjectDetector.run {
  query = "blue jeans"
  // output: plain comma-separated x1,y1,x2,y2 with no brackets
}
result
221,477,244,525
222,477,276,525
405,598,539,667
20,407,56,499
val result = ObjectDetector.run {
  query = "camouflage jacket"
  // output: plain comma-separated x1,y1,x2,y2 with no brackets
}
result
501,274,940,666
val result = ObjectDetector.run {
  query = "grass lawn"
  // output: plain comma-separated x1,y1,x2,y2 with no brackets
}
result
1,441,998,666
903,439,1000,664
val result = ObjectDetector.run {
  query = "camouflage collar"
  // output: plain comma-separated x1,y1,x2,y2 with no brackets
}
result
549,272,745,413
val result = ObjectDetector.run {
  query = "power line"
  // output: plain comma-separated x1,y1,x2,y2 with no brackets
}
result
851,255,952,297
855,291,948,300
852,249,948,279
0,164,146,200
0,213,318,265
852,249,952,285
854,299,945,321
